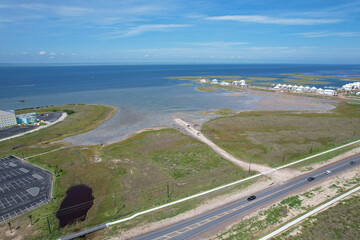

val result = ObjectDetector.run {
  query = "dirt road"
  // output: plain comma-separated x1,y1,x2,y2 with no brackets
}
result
174,118,274,173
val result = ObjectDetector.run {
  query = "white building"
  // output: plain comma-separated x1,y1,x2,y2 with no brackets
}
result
232,81,239,85
323,89,337,95
200,79,208,83
295,88,303,93
310,86,317,92
281,84,287,89
303,86,311,92
211,79,218,84
316,88,324,94
342,82,360,91
0,110,17,128
220,81,230,86
239,80,246,87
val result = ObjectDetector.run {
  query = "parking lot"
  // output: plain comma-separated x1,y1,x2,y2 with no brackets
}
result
0,156,53,223
0,112,63,139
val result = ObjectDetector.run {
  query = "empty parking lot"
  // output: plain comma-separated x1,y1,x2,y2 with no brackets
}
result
0,156,53,223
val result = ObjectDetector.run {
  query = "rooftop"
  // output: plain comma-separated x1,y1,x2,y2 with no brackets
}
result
0,110,14,117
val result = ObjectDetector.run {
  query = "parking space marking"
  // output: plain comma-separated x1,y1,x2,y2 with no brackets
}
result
10,195,18,204
4,197,11,207
0,200,4,209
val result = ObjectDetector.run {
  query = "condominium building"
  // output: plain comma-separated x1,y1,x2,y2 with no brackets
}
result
0,110,17,128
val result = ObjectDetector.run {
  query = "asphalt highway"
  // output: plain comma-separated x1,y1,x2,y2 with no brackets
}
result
132,155,359,240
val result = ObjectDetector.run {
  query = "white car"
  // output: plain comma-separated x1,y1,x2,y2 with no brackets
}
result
325,170,332,175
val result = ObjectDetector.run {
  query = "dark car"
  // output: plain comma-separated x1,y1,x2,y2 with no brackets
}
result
350,161,356,165
307,177,315,181
247,195,256,201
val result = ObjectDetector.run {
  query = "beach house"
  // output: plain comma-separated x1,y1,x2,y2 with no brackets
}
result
316,88,324,94
322,89,336,96
310,87,317,92
239,80,246,87
200,79,208,83
220,81,230,86
211,79,218,84
303,86,310,92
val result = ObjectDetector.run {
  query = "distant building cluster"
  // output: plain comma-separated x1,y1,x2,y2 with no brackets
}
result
273,84,337,96
341,82,360,95
200,78,247,87
0,110,38,128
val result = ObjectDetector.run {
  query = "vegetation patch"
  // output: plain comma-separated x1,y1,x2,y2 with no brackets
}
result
279,193,360,240
196,86,217,92
214,108,233,115
202,102,360,167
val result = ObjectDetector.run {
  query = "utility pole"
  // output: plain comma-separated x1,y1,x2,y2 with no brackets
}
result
8,222,12,233
282,153,286,163
310,142,314,154
113,193,117,215
353,130,357,140
167,182,170,199
248,159,252,173
46,214,51,234
28,215,33,226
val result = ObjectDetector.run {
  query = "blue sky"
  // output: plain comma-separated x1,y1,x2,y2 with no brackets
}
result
1,0,360,63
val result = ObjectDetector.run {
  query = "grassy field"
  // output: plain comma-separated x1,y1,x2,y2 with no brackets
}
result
196,86,217,92
0,104,117,159
284,79,330,85
202,102,360,167
0,128,252,239
281,73,360,82
214,108,233,115
278,193,360,240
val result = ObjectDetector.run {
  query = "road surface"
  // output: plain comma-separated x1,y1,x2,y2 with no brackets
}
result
132,154,360,240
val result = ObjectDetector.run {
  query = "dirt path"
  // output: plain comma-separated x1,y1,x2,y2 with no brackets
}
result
174,118,274,173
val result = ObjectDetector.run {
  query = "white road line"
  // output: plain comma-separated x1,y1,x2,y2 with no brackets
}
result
16,193,22,201
14,181,21,187
10,195,17,204
4,197,11,206
259,185,360,240
0,200,5,208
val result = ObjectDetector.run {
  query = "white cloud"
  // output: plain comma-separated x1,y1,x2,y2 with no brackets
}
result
22,52,28,55
206,15,341,25
192,42,248,47
111,24,192,38
39,51,46,55
49,52,56,56
291,31,360,38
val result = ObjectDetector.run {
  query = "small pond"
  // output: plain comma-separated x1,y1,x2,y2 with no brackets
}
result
56,184,94,228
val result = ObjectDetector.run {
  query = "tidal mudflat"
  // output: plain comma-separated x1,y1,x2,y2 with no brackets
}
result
63,86,335,145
